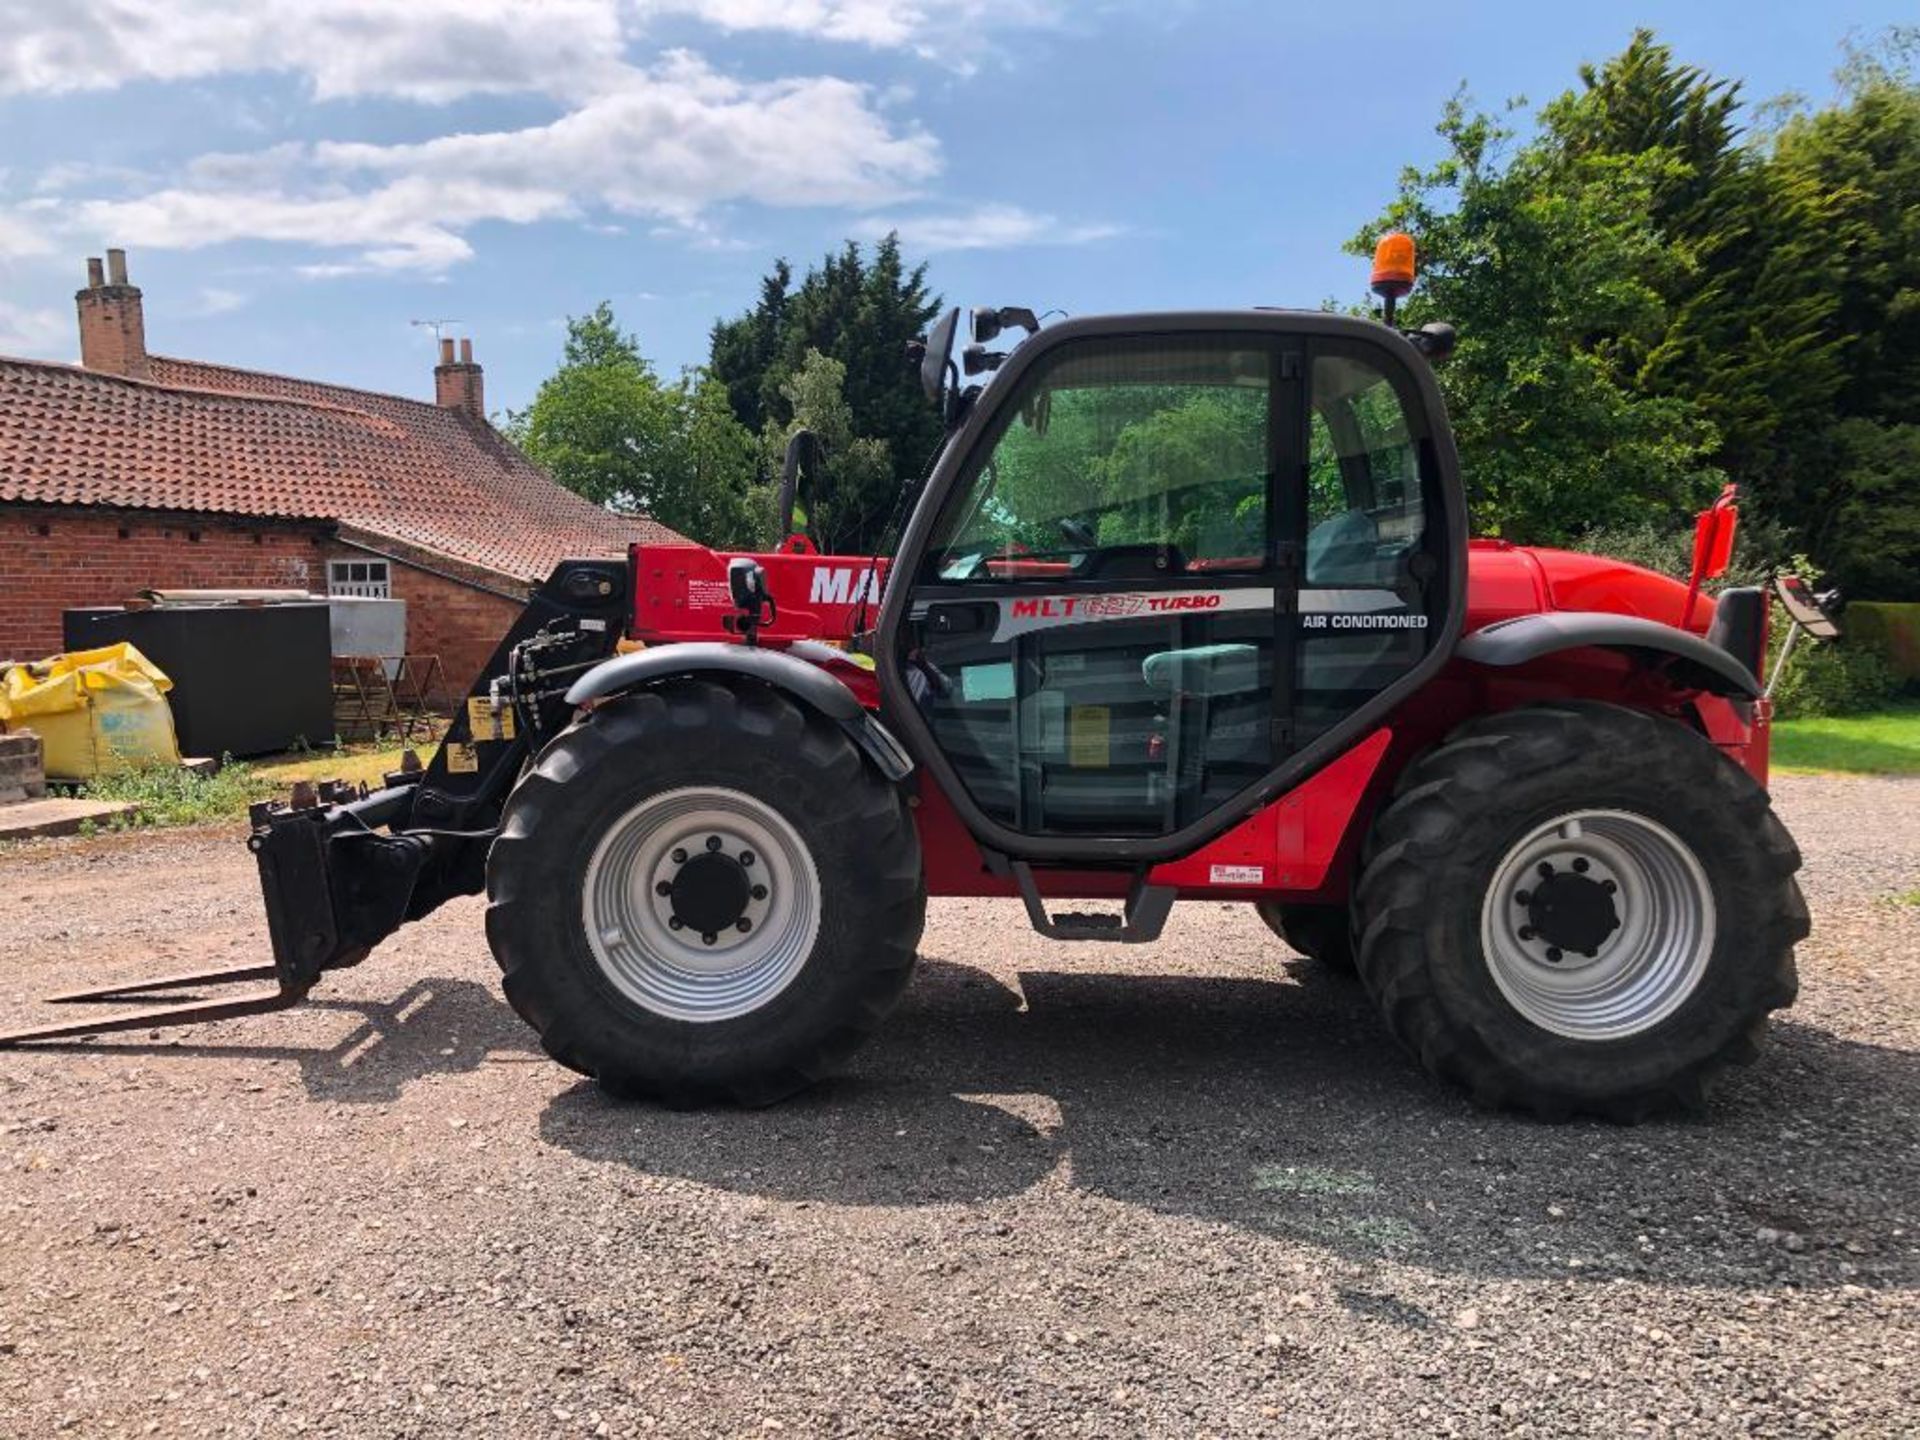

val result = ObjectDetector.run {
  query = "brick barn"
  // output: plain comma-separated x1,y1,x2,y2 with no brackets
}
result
0,249,687,687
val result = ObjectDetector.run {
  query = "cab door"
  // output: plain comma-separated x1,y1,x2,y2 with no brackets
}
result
878,316,1459,862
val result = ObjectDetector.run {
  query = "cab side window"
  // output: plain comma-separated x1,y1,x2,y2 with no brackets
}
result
1296,351,1439,745
1305,355,1425,588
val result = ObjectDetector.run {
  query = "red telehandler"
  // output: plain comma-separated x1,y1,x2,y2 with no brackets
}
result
3,237,1840,1121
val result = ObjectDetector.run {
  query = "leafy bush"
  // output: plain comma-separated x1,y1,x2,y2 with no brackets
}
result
64,760,270,829
1572,517,1910,716
1574,509,1798,591
1769,636,1903,718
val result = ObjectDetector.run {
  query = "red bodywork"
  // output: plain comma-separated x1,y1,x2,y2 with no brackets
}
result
626,534,1766,904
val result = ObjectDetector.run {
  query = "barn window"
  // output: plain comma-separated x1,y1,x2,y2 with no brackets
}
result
328,559,392,598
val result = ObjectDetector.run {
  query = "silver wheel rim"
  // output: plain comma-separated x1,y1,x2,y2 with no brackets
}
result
582,786,821,1023
1480,808,1715,1041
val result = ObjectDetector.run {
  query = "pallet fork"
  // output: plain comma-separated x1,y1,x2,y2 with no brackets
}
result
0,778,381,1047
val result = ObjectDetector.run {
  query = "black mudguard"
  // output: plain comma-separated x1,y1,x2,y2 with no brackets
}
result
566,641,914,782
1456,612,1761,698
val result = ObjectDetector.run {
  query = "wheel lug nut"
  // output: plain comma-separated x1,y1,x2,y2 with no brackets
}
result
702,931,717,946
1518,926,1535,941
667,917,683,931
655,880,672,897
1546,946,1563,963
736,917,753,933
706,835,724,852
1572,857,1590,874
670,848,687,865
751,884,768,901
1515,889,1531,906
739,850,755,867
1537,862,1554,878
1602,880,1617,894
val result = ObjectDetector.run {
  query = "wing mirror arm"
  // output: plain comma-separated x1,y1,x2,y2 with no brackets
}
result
777,429,820,546
1764,574,1842,699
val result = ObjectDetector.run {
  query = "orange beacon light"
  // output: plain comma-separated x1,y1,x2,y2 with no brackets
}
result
1370,232,1416,324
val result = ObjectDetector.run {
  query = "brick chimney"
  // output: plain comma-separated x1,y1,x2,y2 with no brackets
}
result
434,335,485,419
75,248,150,380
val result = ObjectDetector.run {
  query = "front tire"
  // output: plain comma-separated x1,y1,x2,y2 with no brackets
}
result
486,680,925,1105
1255,901,1356,972
1351,702,1805,1121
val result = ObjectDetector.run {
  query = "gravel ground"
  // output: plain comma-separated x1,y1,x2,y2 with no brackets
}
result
0,772,1915,1438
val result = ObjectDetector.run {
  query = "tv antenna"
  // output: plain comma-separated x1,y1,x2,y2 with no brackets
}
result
410,318,459,344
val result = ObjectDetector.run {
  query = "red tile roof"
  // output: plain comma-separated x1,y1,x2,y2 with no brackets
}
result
0,353,690,584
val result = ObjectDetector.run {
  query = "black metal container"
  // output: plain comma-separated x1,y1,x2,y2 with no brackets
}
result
63,602,335,758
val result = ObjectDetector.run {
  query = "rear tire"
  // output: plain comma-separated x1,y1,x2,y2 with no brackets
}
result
1351,702,1805,1121
486,680,925,1105
1255,901,1356,972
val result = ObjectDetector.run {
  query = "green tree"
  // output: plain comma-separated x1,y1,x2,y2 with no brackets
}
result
509,303,763,548
762,350,896,555
711,234,944,489
1353,95,1723,542
1356,27,1920,598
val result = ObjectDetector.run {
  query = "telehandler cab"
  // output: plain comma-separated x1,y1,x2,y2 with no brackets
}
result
3,236,1831,1121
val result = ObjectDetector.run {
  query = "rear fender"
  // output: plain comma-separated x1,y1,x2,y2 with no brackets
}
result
565,642,913,782
1456,612,1761,698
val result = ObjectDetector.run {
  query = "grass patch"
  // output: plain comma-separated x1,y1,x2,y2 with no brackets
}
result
1773,701,1920,776
1252,1164,1381,1196
63,735,430,830
68,761,274,829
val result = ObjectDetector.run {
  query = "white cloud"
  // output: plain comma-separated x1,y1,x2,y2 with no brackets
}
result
0,2,1109,273
0,299,67,355
0,0,633,102
863,203,1121,251
192,286,248,315
39,53,937,273
0,0,1073,101
0,209,51,257
650,0,1066,53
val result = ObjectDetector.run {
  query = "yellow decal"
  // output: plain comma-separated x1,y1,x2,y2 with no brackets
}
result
466,696,515,742
1068,705,1110,768
444,741,480,775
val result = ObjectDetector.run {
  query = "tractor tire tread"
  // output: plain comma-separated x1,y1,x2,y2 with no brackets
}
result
1352,700,1803,1122
487,678,924,1107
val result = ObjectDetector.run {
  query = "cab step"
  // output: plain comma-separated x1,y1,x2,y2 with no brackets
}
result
1005,860,1175,944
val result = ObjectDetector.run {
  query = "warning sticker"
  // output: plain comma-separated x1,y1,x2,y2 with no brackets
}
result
444,741,480,775
1208,864,1265,886
1068,705,1110,768
688,579,732,608
466,696,516,742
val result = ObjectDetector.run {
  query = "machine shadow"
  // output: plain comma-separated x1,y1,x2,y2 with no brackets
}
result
541,956,1919,1291
11,977,536,1103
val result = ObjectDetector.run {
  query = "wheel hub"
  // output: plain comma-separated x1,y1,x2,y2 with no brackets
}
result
1519,861,1621,962
582,788,821,1022
1480,809,1715,1041
666,847,754,939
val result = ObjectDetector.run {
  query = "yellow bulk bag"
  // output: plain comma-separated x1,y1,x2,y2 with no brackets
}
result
0,643,180,780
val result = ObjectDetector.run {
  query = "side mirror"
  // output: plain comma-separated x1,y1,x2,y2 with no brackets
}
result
728,556,767,612
962,344,1007,376
920,307,961,405
1773,575,1840,640
1408,322,1456,363
726,557,776,645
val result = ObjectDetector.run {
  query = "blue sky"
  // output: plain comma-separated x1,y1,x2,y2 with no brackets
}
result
0,2,1910,415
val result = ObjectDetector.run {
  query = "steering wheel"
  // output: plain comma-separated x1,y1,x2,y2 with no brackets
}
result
1056,516,1098,549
